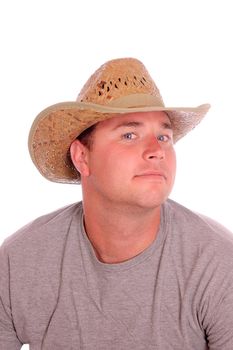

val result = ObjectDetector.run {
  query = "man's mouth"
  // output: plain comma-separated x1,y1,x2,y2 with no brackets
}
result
135,171,167,180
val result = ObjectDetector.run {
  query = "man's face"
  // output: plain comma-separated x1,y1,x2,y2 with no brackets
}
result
80,111,176,210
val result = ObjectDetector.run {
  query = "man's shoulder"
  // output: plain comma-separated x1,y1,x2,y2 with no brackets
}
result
2,202,83,254
166,199,233,250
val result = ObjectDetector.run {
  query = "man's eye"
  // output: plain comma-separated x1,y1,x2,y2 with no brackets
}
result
157,135,170,142
122,132,137,140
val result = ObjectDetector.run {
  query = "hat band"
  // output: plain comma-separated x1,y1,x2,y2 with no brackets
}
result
107,93,165,108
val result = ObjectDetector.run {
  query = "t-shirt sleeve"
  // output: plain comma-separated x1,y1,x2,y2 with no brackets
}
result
0,244,23,349
205,291,233,349
202,263,233,349
197,214,233,349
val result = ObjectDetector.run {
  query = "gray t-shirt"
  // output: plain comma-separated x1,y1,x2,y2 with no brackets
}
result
1,199,233,349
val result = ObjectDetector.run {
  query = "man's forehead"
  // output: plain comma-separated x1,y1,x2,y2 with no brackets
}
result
98,111,172,129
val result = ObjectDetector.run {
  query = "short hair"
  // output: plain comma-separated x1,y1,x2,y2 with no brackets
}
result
77,123,97,149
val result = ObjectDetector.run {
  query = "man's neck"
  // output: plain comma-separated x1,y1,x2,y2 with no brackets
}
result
82,198,161,264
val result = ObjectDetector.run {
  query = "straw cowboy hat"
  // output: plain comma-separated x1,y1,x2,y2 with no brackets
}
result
28,57,210,184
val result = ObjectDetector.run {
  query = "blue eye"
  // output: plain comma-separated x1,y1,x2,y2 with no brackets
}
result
122,132,136,140
157,135,170,142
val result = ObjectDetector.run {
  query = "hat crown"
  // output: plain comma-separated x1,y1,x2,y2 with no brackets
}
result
77,58,165,107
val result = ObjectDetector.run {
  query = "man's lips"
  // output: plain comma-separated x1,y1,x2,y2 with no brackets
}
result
134,171,167,180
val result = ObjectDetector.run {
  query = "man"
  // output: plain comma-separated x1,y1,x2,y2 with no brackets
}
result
1,57,233,349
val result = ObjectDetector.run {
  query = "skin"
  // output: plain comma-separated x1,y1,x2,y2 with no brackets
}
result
70,111,176,264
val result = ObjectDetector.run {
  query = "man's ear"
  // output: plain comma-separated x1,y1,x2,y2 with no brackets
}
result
70,139,90,177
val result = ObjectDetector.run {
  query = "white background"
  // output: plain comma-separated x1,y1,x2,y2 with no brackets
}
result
0,1,233,348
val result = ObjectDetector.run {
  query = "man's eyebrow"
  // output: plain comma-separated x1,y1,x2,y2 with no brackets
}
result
112,121,143,130
112,120,173,130
162,121,173,130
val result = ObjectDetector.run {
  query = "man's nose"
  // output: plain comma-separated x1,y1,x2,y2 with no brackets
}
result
142,137,165,161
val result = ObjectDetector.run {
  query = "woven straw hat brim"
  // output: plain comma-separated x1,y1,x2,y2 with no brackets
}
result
28,99,210,184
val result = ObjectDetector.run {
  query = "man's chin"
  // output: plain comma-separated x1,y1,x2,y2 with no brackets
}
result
130,193,169,210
